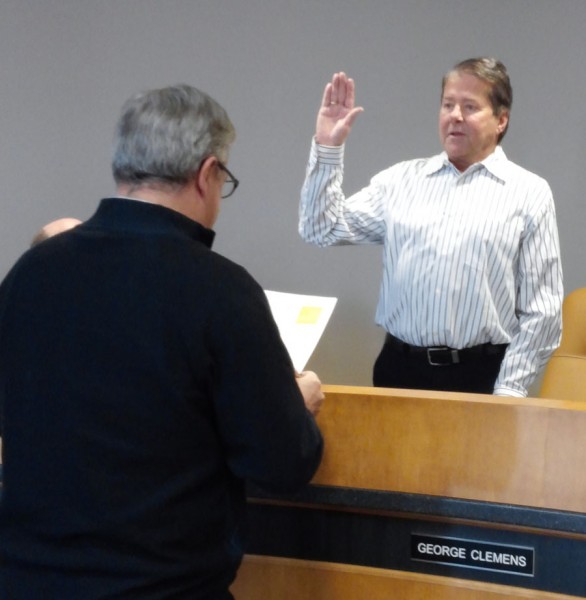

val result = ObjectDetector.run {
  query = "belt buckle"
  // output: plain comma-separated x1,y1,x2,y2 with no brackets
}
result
426,347,460,366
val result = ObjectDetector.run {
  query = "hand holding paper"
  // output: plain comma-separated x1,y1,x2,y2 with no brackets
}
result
295,370,324,416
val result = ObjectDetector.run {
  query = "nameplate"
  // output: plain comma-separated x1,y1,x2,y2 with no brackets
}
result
411,534,534,576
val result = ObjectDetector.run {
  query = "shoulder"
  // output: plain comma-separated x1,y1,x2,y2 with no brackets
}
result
504,160,550,187
207,251,262,289
489,153,557,225
491,149,552,192
203,251,269,314
0,244,47,294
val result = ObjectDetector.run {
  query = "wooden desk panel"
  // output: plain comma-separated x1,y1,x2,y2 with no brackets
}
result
233,386,586,598
312,386,586,512
232,555,582,600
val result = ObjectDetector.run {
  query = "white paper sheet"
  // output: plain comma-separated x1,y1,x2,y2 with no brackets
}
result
264,290,337,372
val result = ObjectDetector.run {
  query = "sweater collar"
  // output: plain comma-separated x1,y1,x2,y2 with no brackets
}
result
85,197,216,248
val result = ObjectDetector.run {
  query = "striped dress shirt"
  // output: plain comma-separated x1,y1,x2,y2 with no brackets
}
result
299,140,563,397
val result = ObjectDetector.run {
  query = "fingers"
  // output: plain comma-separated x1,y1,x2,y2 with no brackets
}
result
295,370,324,416
322,72,355,108
330,73,344,106
321,82,332,108
332,72,355,108
343,75,356,109
297,370,318,383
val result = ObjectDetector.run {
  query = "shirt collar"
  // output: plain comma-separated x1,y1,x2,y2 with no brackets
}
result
423,146,510,183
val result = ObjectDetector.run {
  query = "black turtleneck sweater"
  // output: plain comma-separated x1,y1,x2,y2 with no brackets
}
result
0,198,323,599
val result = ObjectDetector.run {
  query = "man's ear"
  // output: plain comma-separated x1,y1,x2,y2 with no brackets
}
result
497,110,509,136
194,156,217,198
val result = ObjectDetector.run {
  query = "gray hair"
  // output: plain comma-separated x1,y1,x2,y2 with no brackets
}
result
112,84,236,187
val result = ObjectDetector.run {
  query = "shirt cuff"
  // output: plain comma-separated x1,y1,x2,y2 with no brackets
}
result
493,386,526,398
312,137,344,165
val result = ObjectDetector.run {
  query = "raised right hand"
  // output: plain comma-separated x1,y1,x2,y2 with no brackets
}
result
315,72,364,146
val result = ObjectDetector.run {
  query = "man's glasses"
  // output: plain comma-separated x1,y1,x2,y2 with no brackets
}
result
216,161,239,199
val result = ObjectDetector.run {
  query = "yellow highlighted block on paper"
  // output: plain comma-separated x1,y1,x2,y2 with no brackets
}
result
296,306,322,325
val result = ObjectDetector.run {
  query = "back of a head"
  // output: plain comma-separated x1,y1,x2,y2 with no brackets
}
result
30,217,82,248
111,84,236,188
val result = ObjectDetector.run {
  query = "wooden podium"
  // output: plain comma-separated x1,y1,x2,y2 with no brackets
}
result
231,385,586,599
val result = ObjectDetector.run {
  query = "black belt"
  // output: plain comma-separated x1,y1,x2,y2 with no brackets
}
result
385,333,508,367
